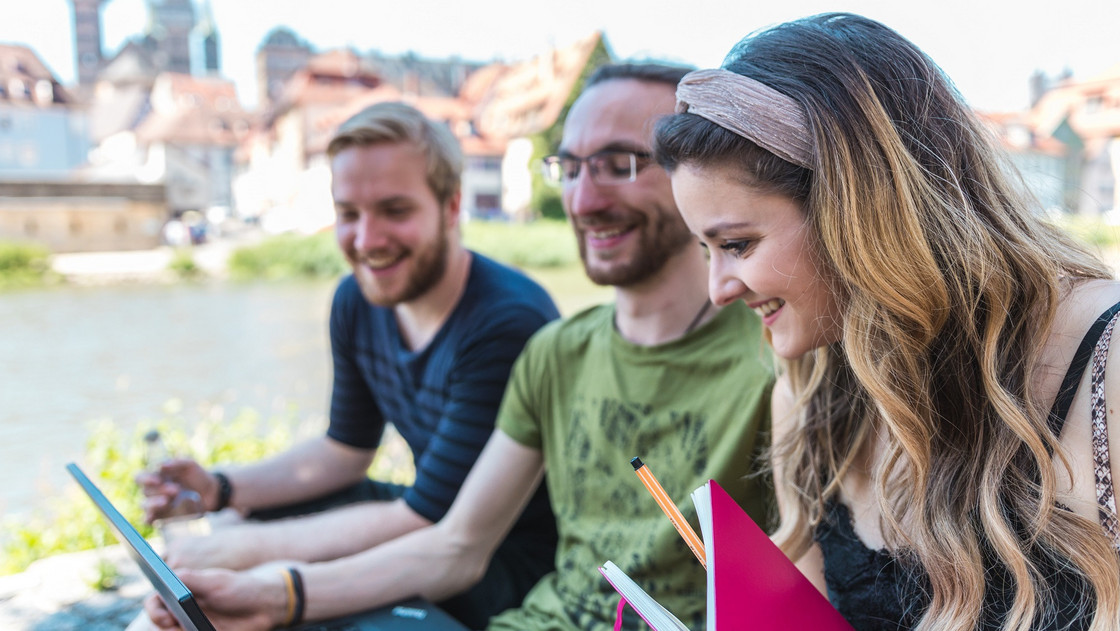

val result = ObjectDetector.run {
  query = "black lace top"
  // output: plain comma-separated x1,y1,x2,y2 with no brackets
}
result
813,301,1120,630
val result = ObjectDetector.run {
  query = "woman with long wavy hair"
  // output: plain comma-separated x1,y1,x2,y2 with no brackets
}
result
654,13,1120,631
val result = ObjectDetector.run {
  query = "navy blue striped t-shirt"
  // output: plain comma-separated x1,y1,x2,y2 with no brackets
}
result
327,252,560,526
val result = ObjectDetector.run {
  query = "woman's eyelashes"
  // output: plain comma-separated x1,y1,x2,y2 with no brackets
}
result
719,239,753,257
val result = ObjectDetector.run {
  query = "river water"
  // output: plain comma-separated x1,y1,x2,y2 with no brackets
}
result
0,280,338,518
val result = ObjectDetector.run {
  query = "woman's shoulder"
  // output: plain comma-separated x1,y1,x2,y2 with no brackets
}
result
1062,278,1120,323
1049,279,1120,530
1041,280,1120,364
1047,280,1120,353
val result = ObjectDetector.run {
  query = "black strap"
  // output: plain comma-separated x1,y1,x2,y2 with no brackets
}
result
1047,300,1120,437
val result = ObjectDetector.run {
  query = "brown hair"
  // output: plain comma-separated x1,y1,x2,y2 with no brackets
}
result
655,13,1118,631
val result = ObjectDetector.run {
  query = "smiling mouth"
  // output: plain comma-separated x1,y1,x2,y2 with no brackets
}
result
584,225,635,247
590,227,627,239
361,253,405,270
756,298,785,317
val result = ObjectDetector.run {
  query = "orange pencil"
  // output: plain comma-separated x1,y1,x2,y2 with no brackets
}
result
631,457,706,568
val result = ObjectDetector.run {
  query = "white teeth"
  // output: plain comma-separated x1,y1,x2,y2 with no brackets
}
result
756,299,784,317
589,228,626,239
364,255,402,269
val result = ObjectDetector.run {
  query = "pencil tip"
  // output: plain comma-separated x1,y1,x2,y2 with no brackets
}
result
630,457,643,470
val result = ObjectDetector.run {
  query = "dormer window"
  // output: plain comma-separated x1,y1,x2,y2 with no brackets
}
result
8,78,27,100
1085,94,1104,114
34,80,54,105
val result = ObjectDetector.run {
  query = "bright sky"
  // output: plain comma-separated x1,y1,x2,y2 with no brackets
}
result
2,0,1117,112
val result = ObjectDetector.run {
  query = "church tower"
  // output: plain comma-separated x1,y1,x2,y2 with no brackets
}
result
192,0,220,75
146,0,196,74
69,0,107,87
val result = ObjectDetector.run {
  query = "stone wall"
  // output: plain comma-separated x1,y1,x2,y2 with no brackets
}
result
0,181,168,252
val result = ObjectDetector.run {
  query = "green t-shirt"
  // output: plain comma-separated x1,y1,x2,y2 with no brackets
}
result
489,301,775,631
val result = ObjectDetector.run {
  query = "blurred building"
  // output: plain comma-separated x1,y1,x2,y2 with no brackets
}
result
981,110,1073,213
238,48,395,232
0,44,90,180
0,180,165,252
471,31,610,219
365,50,486,100
15,8,619,249
984,65,1120,215
70,0,203,92
0,45,164,251
255,27,313,109
144,0,197,76
1028,66,1120,215
68,0,108,88
237,31,609,233
191,0,220,76
98,73,249,215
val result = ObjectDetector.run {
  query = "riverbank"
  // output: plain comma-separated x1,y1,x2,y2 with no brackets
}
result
49,229,262,285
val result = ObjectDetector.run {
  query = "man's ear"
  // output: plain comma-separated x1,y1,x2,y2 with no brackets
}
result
444,191,463,228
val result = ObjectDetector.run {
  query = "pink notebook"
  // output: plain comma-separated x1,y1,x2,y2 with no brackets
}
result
693,479,854,630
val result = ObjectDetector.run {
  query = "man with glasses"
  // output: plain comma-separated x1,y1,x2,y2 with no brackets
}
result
481,62,774,629
145,65,774,631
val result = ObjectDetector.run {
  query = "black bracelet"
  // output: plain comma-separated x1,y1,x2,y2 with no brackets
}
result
288,567,306,626
212,471,233,511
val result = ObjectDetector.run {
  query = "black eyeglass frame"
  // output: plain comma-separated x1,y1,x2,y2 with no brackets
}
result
540,150,653,187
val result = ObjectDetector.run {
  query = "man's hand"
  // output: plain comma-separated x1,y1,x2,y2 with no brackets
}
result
136,458,219,523
144,566,289,631
163,522,263,571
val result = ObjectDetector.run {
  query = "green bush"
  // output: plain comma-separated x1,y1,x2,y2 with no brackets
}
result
0,409,288,576
228,232,348,280
530,136,566,221
464,218,578,269
227,220,578,279
167,248,202,279
0,240,54,288
0,404,415,578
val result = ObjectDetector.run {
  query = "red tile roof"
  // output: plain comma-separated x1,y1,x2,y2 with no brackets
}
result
135,72,251,146
473,32,602,139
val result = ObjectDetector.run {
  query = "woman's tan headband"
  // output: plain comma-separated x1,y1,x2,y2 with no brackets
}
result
675,68,814,170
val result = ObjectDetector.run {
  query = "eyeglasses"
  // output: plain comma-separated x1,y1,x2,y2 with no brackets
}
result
541,150,652,187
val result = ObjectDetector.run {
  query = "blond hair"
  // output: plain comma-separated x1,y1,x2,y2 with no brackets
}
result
327,101,462,204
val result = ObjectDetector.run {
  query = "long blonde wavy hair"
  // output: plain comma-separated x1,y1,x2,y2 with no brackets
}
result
655,13,1120,631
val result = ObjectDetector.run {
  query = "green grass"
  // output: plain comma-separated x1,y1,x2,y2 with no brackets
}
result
223,219,583,281
0,240,57,289
463,218,580,269
167,248,202,279
227,231,349,280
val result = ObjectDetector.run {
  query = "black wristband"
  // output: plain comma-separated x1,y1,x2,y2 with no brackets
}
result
288,567,306,626
212,471,233,511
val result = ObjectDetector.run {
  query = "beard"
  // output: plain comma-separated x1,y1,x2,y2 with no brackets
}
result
353,221,450,307
577,207,694,287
